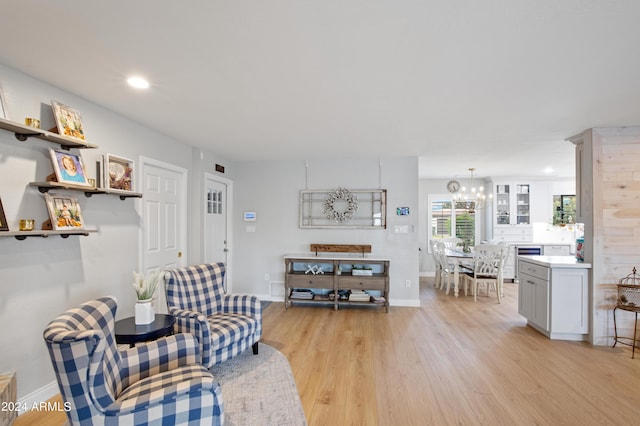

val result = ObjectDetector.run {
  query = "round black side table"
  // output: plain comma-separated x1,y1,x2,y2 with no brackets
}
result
114,314,176,347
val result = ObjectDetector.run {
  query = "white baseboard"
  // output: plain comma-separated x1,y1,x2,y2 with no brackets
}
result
390,298,421,307
17,381,58,414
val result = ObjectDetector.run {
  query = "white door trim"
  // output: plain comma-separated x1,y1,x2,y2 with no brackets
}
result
138,156,189,272
204,172,234,292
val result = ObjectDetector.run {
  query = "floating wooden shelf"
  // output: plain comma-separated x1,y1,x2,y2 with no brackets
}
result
0,117,97,149
0,229,96,241
29,182,142,200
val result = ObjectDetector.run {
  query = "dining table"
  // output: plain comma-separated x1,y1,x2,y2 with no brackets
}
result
443,248,475,297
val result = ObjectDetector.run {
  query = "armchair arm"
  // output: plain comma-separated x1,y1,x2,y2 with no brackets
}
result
117,333,200,390
222,294,262,340
168,307,214,367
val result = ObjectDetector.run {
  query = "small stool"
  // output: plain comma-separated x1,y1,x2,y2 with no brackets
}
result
612,267,640,358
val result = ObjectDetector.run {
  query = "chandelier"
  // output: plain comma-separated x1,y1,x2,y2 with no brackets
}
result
452,168,491,212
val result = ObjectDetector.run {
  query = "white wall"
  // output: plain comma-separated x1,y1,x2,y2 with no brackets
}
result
231,158,420,306
0,64,225,401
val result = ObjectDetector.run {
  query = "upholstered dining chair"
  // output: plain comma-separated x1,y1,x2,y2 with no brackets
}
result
43,296,223,426
164,263,262,368
464,244,506,303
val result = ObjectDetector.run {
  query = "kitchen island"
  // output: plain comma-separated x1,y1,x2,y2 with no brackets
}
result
517,255,592,341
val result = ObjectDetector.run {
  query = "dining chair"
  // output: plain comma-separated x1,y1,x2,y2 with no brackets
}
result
442,237,463,250
434,241,462,295
430,240,442,288
463,244,506,303
496,241,510,297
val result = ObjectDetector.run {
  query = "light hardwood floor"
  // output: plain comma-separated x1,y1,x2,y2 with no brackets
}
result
16,278,640,425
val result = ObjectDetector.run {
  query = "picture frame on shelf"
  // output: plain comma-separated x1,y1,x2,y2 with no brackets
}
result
44,193,84,230
51,100,86,140
0,198,9,231
103,154,134,191
0,85,7,119
49,148,91,187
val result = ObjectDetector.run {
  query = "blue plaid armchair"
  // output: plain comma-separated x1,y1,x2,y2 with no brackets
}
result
43,296,224,426
164,263,262,368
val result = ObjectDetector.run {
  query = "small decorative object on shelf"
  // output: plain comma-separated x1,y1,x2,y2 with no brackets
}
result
51,100,86,141
18,219,34,231
24,117,40,128
132,270,161,325
351,265,373,276
305,264,324,275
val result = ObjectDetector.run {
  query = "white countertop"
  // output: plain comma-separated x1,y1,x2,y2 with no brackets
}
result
518,255,591,269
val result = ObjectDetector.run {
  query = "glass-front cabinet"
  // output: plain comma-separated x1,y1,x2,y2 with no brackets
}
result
494,183,530,226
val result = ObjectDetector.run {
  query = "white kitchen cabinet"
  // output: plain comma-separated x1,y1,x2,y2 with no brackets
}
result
518,256,590,341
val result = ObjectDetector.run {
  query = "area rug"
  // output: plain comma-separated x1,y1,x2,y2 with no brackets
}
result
210,344,307,426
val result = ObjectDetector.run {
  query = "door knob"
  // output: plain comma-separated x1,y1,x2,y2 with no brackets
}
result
178,251,182,258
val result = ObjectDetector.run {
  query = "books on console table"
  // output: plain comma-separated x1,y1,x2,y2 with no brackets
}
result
349,290,372,302
290,289,314,299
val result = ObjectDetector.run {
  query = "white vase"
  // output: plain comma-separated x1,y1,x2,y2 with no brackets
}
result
135,299,155,325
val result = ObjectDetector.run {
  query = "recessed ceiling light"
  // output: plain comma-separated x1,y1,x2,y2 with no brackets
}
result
127,76,150,89
544,167,554,174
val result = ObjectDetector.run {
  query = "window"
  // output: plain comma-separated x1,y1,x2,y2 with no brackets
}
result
207,189,223,215
429,195,478,250
553,195,576,225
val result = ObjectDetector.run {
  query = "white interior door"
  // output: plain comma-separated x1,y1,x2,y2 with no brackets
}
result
141,158,188,313
204,174,232,290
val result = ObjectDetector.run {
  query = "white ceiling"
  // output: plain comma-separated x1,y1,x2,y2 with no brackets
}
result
2,1,640,180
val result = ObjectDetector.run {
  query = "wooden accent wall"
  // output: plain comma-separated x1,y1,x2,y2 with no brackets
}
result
569,127,640,345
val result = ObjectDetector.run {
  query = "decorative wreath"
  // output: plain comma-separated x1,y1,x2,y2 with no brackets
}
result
323,187,359,223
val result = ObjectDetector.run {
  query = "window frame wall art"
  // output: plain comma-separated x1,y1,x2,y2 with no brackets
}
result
51,100,86,141
103,154,135,192
299,188,387,229
48,148,91,187
44,193,85,230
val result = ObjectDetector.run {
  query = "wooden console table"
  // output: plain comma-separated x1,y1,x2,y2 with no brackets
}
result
284,251,390,312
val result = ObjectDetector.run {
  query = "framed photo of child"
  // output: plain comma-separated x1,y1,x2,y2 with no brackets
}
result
51,100,86,140
44,193,84,230
49,148,91,187
103,154,135,191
